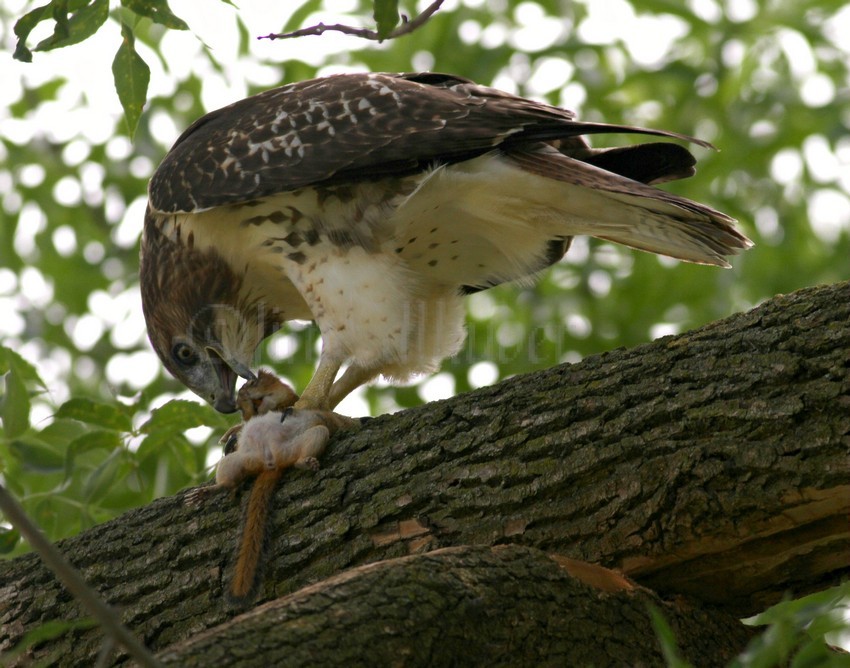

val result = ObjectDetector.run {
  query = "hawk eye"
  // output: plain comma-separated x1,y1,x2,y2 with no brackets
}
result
172,342,198,366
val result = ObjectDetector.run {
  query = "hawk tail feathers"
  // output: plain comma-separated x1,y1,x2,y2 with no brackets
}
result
503,147,752,267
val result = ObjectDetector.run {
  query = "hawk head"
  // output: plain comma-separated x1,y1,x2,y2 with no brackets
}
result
139,212,263,413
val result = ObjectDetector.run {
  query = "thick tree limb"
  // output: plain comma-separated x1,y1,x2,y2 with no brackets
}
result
0,280,847,665
158,545,754,667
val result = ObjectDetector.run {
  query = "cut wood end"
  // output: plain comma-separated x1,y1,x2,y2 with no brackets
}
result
548,555,636,593
370,518,431,546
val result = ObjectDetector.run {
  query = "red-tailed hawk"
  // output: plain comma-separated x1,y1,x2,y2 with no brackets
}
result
140,72,751,413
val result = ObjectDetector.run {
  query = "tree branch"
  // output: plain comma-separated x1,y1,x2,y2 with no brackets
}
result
258,0,444,42
158,546,754,667
1,280,847,665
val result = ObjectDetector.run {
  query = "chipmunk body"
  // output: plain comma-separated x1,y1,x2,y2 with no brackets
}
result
225,410,332,602
201,370,357,603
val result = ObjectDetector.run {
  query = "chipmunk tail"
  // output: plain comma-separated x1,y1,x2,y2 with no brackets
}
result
227,470,282,605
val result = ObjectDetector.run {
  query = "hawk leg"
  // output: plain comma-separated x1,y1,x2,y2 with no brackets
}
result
327,366,380,409
296,359,380,411
294,353,343,411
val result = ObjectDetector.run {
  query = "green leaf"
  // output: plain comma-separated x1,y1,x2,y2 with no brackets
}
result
65,429,122,490
648,604,694,668
137,399,228,460
54,398,133,432
47,1,71,52
0,346,43,439
8,78,66,117
13,2,53,62
82,447,127,502
36,419,88,448
735,584,850,667
281,0,323,34
34,0,109,52
65,430,123,479
67,429,122,455
0,526,21,554
112,23,150,138
9,437,65,473
0,346,47,389
235,13,250,57
2,369,30,439
136,431,188,463
139,399,230,435
791,639,850,668
373,0,399,40
746,585,849,628
120,0,189,30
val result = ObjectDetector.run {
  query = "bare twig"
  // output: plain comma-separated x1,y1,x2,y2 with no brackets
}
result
0,484,164,668
259,0,444,42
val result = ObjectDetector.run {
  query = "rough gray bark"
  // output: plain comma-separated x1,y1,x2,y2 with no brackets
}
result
159,545,754,667
1,280,848,666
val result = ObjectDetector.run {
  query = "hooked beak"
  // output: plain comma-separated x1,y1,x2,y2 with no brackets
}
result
207,347,256,414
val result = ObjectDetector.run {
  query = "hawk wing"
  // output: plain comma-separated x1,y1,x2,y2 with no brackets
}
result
148,72,714,215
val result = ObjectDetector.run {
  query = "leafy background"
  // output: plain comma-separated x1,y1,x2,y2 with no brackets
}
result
1,0,849,658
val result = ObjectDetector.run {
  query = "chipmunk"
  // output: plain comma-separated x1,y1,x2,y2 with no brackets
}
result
218,369,300,456
189,370,357,603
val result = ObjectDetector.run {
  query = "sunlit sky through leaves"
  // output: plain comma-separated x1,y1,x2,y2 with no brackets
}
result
2,0,849,426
